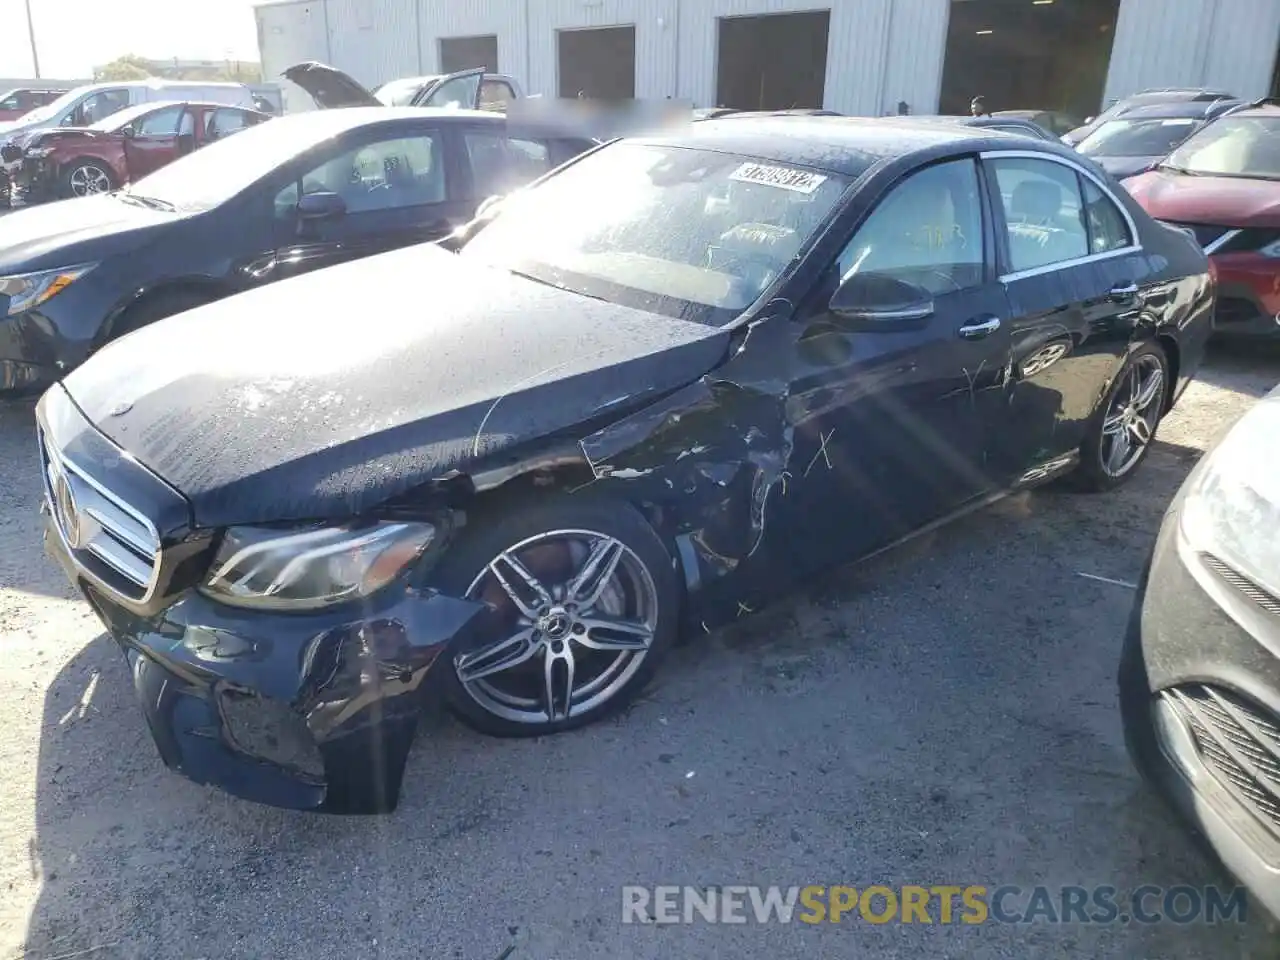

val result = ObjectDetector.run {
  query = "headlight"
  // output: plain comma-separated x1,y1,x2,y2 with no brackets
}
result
201,521,437,611
1180,400,1280,600
0,263,96,316
1258,237,1280,258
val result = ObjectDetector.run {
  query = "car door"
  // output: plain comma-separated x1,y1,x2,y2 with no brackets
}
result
773,156,1015,570
122,105,185,179
457,126,559,200
270,121,475,281
412,69,484,110
980,150,1148,485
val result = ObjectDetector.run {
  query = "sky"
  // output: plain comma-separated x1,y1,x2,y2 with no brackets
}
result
0,0,260,80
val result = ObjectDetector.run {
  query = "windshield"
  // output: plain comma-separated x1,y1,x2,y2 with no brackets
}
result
374,77,432,106
460,142,851,324
1078,117,1199,157
1163,116,1280,180
16,84,93,124
87,102,166,133
123,115,342,211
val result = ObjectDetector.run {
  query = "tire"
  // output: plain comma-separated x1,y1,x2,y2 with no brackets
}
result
108,288,214,343
60,159,115,199
1068,341,1170,493
431,494,679,738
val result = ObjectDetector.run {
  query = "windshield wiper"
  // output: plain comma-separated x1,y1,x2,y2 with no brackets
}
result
1157,162,1199,176
116,192,176,211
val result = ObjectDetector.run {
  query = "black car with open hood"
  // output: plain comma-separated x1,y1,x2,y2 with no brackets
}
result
284,61,488,111
39,115,1213,812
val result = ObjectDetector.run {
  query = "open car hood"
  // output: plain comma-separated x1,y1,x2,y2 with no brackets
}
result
283,61,485,111
283,62,382,109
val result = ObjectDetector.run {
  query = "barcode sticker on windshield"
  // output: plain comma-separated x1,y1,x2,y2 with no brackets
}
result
729,162,827,194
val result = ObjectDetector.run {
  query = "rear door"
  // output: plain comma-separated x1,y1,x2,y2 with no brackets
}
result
456,124,563,199
122,104,185,179
980,150,1149,484
270,120,474,281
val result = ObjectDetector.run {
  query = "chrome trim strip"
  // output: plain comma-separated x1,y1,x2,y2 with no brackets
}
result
1204,228,1242,255
979,148,1145,283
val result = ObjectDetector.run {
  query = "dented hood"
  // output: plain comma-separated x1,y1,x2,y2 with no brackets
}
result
62,244,731,528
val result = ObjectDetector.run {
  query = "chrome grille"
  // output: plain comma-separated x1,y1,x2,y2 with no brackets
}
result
1201,552,1280,617
1164,684,1280,837
39,429,161,601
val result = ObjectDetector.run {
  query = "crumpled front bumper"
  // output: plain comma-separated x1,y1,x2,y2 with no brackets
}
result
45,516,490,813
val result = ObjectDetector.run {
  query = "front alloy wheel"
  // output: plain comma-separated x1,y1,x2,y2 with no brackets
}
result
66,162,112,197
437,498,677,737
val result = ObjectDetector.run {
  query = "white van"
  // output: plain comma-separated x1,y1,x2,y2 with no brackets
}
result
0,80,255,139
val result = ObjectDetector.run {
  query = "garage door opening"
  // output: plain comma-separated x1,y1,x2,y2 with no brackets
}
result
558,26,636,100
440,35,499,74
939,0,1120,119
716,11,830,111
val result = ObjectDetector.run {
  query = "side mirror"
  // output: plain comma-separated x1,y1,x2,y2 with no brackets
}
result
121,125,136,139
296,191,346,220
829,272,934,322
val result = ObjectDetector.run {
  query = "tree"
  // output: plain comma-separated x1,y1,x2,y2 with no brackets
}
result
95,55,152,81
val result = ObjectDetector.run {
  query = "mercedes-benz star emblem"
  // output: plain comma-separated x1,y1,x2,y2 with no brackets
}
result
51,467,83,550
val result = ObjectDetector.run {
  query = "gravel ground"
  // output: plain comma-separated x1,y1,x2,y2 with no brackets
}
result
1,344,1279,959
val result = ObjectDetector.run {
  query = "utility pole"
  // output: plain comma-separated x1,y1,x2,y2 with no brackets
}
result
23,0,41,78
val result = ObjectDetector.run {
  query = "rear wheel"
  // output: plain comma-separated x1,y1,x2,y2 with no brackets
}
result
433,496,679,737
1069,342,1169,492
61,160,115,198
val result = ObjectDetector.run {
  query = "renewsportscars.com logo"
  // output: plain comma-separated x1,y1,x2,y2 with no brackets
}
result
621,885,1248,925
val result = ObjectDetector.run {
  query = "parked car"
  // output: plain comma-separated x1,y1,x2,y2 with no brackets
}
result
0,106,598,396
1063,88,1237,146
36,116,1213,811
11,100,270,203
1120,383,1280,920
1075,99,1243,181
0,86,71,123
882,114,1059,141
286,61,521,113
993,109,1081,138
1124,102,1280,338
0,80,257,206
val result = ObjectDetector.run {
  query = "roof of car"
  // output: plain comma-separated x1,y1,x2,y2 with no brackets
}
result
1225,102,1280,119
1115,99,1241,121
641,115,1047,176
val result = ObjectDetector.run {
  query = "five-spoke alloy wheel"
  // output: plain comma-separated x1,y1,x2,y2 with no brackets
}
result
1073,341,1170,491
436,497,677,736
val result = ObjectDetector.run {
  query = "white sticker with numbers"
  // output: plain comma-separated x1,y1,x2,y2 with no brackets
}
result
729,162,828,194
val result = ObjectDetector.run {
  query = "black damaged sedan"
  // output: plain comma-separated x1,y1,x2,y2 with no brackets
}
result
39,117,1214,812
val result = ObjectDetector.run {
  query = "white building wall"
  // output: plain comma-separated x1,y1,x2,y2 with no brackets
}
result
529,0,679,99
1104,0,1280,103
327,0,418,89
255,0,332,113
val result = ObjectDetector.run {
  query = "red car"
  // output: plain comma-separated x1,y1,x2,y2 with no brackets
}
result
1124,102,1280,338
0,86,68,122
13,99,269,203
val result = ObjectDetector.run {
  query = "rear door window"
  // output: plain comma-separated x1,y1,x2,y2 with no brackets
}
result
463,132,552,197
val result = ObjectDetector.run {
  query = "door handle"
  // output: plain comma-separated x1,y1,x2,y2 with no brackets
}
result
1109,281,1140,302
958,316,1002,340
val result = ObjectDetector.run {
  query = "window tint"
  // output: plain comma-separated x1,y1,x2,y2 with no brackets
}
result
1082,177,1132,253
137,106,183,136
207,108,251,141
276,133,445,216
991,157,1088,273
464,132,551,197
479,79,515,112
836,158,985,296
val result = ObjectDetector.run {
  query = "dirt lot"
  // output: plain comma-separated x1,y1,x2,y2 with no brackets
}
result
1,345,1278,960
